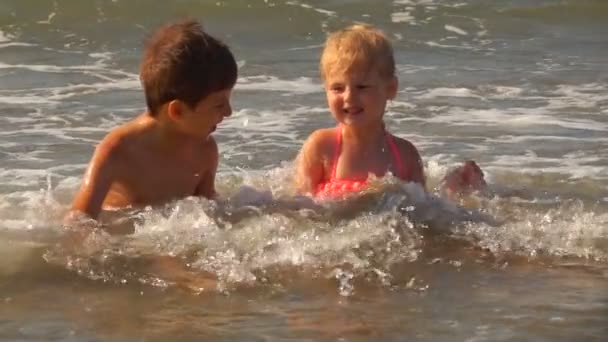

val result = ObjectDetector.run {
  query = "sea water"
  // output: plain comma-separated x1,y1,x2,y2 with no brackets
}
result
0,0,607,340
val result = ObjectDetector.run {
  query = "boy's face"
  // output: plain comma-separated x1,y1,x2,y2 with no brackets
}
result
324,66,397,128
178,89,233,139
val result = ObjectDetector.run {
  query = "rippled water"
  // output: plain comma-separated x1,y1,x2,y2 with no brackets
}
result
1,0,607,340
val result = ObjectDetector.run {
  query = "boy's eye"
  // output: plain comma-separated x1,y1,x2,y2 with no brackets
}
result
357,84,370,90
330,85,344,92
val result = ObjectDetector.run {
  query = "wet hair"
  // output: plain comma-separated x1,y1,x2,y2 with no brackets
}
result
139,19,237,116
320,24,395,81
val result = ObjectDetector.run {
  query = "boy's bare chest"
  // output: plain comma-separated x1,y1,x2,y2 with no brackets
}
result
115,152,207,205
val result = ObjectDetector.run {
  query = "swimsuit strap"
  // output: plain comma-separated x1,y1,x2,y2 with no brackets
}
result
385,133,408,180
329,126,343,180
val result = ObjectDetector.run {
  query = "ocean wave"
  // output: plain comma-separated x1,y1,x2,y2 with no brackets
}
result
2,169,606,292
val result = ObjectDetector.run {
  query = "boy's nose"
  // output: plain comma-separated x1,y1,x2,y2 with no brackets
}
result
224,104,232,117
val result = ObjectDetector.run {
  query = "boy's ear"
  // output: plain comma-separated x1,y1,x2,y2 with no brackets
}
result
388,76,399,100
167,100,184,121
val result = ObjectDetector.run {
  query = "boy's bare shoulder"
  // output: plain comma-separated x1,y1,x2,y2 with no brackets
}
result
202,134,218,150
198,135,219,162
95,116,146,155
88,114,155,170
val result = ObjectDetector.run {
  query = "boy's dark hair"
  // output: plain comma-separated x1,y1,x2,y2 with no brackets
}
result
140,19,237,116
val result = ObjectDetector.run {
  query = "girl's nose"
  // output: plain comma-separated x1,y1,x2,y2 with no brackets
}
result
343,87,355,102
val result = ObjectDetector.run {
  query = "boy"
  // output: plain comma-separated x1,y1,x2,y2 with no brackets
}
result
68,19,237,221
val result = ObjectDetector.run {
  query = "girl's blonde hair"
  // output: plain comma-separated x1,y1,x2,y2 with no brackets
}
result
320,24,395,81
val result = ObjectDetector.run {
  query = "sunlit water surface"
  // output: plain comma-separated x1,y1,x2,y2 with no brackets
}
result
1,0,607,340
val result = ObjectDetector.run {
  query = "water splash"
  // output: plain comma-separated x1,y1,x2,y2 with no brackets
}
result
3,166,607,294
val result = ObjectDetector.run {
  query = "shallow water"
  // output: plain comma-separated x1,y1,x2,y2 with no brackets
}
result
1,0,607,340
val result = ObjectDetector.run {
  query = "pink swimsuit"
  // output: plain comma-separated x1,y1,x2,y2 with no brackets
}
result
315,126,408,199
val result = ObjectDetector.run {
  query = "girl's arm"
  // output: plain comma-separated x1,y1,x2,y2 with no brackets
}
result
295,131,327,195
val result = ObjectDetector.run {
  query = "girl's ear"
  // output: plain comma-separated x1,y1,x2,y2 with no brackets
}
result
388,76,399,100
167,100,184,122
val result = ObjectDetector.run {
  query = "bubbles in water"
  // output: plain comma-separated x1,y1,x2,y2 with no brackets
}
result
334,268,355,297
5,165,608,294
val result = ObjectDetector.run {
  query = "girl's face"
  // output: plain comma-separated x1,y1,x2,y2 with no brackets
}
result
324,66,397,128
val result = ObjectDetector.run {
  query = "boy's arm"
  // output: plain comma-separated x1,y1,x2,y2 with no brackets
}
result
295,131,325,195
194,137,219,199
69,138,120,220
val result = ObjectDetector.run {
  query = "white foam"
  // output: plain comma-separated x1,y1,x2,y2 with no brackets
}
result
487,135,608,144
0,95,59,105
547,83,608,110
394,0,437,5
0,169,52,188
0,57,134,80
3,164,608,290
444,25,468,36
0,42,38,50
236,75,321,94
49,79,140,100
221,106,326,138
391,11,415,23
468,207,608,261
36,12,56,25
0,75,139,104
388,100,417,110
472,18,488,37
287,43,324,52
424,158,451,182
390,0,447,25
426,41,475,50
1,150,52,163
396,64,437,74
0,30,13,43
395,0,467,8
231,105,326,118
88,51,115,60
124,186,426,286
481,85,524,99
417,87,482,99
489,154,607,180
425,107,608,132
285,1,336,16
